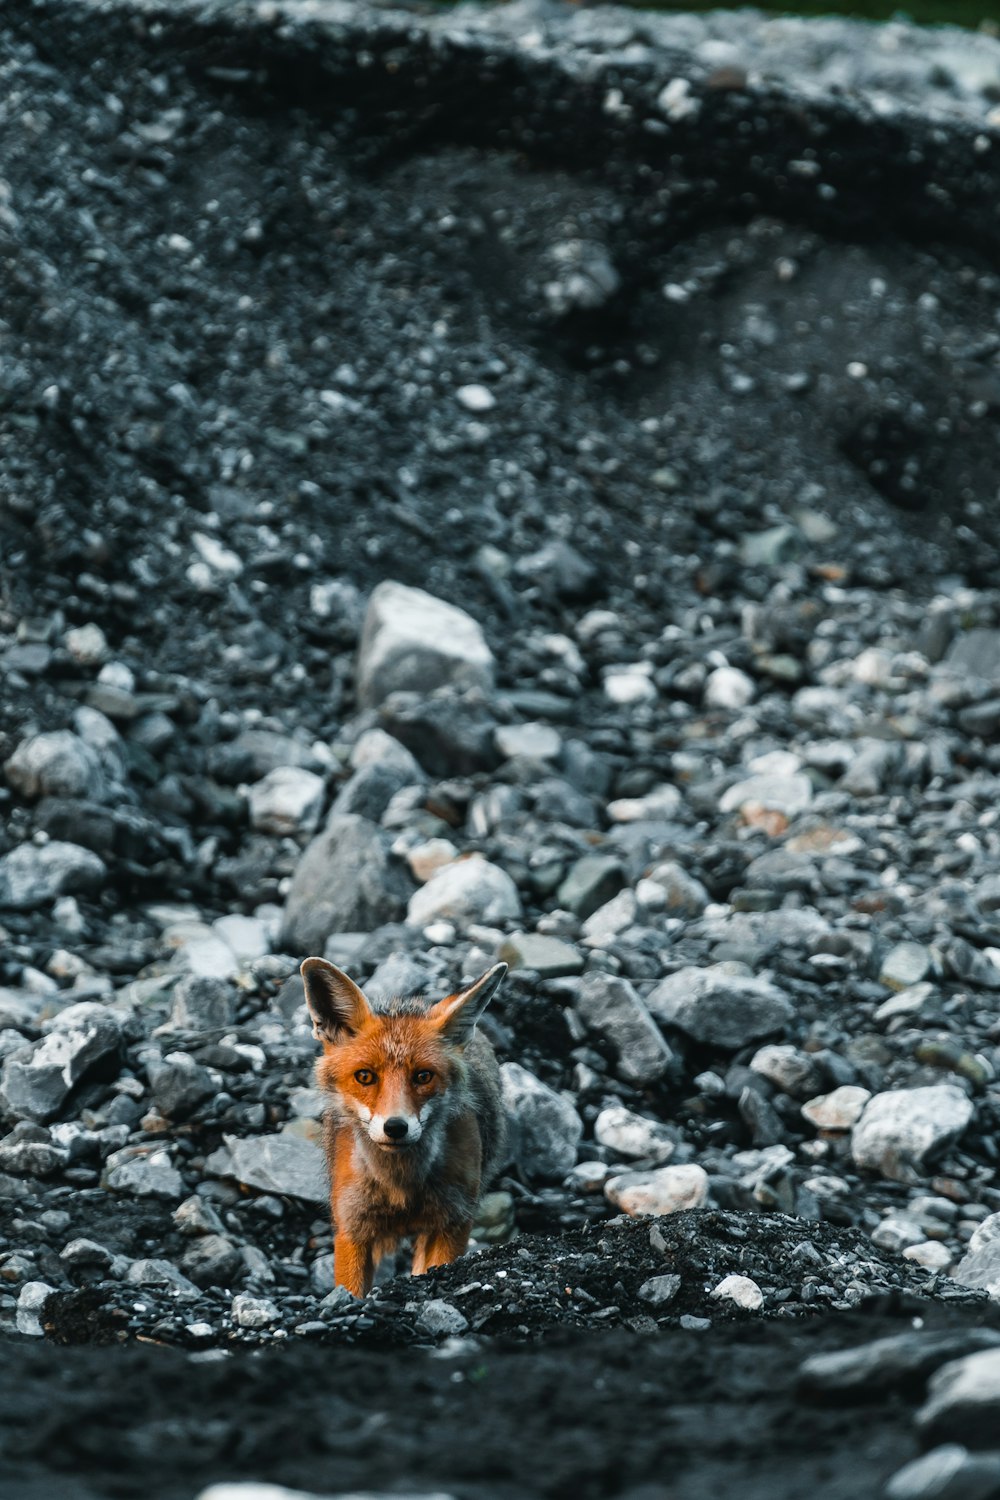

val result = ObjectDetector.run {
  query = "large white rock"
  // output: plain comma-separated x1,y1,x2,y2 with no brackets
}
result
407,855,521,928
604,1163,709,1217
355,581,494,709
851,1085,974,1183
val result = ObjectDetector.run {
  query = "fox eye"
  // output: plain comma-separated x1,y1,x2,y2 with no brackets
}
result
413,1068,435,1087
354,1068,376,1086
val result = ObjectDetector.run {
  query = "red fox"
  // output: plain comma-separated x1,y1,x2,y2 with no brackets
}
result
300,956,508,1299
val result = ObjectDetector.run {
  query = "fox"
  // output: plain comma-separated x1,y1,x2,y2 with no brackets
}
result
300,955,508,1299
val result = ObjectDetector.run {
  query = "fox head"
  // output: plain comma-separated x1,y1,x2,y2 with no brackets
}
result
300,957,507,1153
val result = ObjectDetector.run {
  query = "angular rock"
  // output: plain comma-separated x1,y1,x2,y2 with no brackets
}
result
0,1004,121,1123
638,1273,682,1307
646,965,794,1049
182,1234,245,1289
851,1085,974,1183
16,1281,54,1337
594,1104,675,1164
605,1163,709,1217
500,1062,582,1180
147,1053,217,1120
281,814,412,954
952,1213,1000,1299
170,975,236,1031
801,1086,871,1132
104,1145,185,1200
417,1299,469,1337
556,854,624,920
0,840,106,910
247,766,326,838
711,1274,763,1310
232,1293,280,1328
575,974,675,1085
408,856,521,928
4,730,107,802
223,1134,328,1203
356,581,494,710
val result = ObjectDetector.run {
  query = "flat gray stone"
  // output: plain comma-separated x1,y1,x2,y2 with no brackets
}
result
223,1134,329,1204
556,854,624,920
499,932,583,977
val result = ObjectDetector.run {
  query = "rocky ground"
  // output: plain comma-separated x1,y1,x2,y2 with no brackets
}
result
5,0,1000,1496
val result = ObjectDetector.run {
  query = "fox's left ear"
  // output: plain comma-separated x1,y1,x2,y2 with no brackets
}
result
431,962,507,1045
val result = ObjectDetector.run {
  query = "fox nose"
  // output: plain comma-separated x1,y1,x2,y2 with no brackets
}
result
384,1117,409,1141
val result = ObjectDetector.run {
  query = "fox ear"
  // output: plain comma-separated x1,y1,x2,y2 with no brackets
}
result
300,958,371,1044
431,962,507,1045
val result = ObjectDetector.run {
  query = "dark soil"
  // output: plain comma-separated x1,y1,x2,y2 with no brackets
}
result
1,1301,991,1500
4,1,1000,1497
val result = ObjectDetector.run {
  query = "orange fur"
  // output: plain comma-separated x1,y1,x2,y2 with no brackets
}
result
301,958,507,1298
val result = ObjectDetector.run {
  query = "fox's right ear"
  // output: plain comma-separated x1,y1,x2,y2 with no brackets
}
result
300,958,371,1044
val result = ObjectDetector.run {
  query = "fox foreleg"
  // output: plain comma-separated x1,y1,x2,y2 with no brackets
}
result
412,1222,473,1276
334,1232,374,1298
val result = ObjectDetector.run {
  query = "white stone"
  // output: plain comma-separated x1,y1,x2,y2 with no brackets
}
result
456,383,495,412
704,666,756,710
192,531,243,576
232,1293,280,1328
719,773,813,818
16,1281,54,1336
603,664,657,705
607,784,682,823
407,856,521,928
247,766,326,837
594,1104,675,1164
501,1062,582,1180
851,1085,974,1183
604,1163,709,1217
801,1085,872,1132
212,914,270,962
64,623,109,666
405,838,458,884
711,1274,763,1311
494,722,561,761
356,581,494,709
903,1241,952,1271
581,889,637,945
